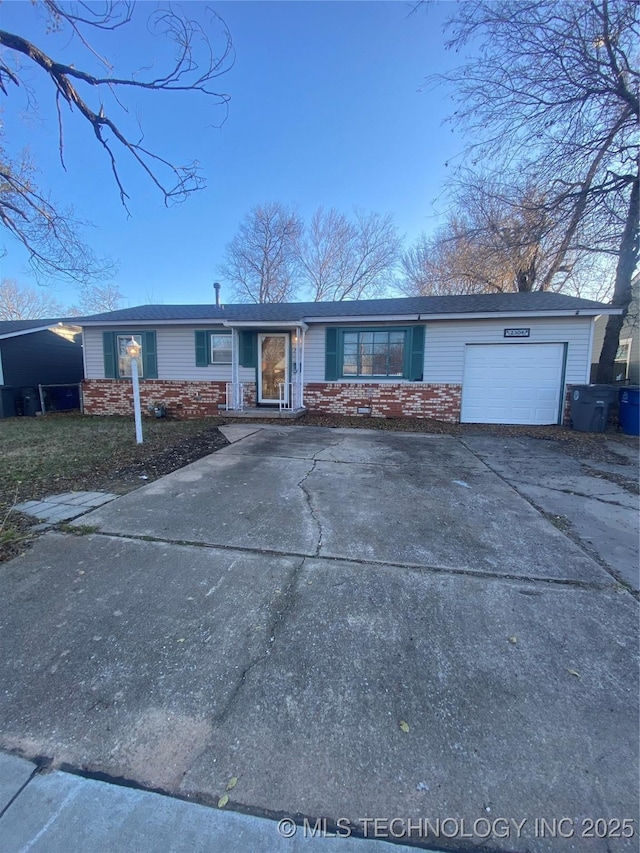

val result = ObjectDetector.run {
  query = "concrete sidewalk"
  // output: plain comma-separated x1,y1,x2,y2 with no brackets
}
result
0,753,424,852
0,426,637,852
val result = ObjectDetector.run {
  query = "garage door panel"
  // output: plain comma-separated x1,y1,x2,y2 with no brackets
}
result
461,343,564,425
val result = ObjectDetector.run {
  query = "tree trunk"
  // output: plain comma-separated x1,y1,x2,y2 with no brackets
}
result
596,174,639,383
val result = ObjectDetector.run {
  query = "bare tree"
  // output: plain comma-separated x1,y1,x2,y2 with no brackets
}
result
67,282,125,315
0,278,64,319
0,1,233,284
296,207,401,301
0,144,113,286
402,224,500,296
425,0,638,381
219,203,303,303
402,177,603,297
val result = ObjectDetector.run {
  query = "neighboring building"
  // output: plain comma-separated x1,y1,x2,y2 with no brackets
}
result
77,292,620,426
0,320,84,418
591,274,639,384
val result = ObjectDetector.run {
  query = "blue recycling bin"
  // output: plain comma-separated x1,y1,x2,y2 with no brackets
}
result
618,386,640,436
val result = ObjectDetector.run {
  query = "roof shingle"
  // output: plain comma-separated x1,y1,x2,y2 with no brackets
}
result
76,292,616,325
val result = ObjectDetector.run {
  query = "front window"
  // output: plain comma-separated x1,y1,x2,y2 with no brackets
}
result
342,330,405,377
117,334,143,378
211,333,232,364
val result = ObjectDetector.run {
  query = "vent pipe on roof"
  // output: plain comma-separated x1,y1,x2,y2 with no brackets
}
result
213,281,221,307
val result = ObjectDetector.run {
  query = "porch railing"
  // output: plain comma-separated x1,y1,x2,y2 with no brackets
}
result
225,382,246,411
278,380,303,412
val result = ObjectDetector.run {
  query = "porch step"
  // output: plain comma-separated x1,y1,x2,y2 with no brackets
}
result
218,407,307,420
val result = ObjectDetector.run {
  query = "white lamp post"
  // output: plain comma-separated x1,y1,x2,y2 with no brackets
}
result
126,337,143,444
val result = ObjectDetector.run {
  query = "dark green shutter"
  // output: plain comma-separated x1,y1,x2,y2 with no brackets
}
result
195,330,209,366
103,331,116,378
408,326,425,381
142,331,158,378
325,328,339,380
239,330,256,368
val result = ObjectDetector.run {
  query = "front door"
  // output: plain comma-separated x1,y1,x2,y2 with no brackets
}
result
258,333,289,405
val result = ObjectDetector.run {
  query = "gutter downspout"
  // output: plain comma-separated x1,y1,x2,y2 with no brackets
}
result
586,316,597,384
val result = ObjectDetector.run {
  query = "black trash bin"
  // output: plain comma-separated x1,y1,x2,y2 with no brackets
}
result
20,387,41,417
570,384,618,432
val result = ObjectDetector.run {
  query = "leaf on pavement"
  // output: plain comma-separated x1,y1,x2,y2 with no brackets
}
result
226,776,238,791
399,720,410,733
218,794,229,808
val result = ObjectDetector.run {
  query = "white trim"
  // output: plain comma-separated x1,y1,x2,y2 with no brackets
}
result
615,337,633,380
302,314,421,323
221,320,308,330
258,333,289,405
300,327,306,408
79,319,224,327
210,331,233,365
417,310,622,320
300,310,622,323
81,329,88,379
0,322,81,340
0,349,4,386
76,308,622,329
79,319,309,329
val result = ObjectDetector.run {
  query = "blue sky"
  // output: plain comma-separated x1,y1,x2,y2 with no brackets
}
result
1,1,464,307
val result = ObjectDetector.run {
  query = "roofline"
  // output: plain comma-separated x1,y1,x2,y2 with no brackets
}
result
0,322,81,340
419,308,622,320
75,307,622,328
79,319,225,327
302,309,621,322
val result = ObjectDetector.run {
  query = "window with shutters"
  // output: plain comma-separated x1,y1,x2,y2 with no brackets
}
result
117,334,143,378
195,329,234,367
342,330,405,377
325,326,424,381
211,333,232,364
103,330,157,379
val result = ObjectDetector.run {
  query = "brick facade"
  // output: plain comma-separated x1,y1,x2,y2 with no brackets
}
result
83,378,463,422
82,379,257,418
303,382,462,422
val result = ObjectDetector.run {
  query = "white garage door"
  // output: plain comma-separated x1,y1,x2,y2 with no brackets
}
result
461,343,565,425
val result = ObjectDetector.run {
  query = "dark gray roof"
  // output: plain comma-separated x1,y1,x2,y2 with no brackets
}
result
78,292,616,325
0,318,78,337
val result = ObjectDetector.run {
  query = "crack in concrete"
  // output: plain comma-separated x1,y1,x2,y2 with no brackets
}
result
211,556,307,726
459,439,638,598
294,440,344,557
581,465,639,497
52,528,616,592
514,481,636,508
297,460,323,556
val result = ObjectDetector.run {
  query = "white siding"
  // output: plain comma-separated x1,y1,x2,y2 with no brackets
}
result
303,322,422,382
303,325,327,382
305,317,593,385
424,317,592,385
84,328,105,378
84,317,593,387
83,326,254,382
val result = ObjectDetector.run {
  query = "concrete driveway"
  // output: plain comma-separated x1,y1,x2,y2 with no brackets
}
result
0,425,637,852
